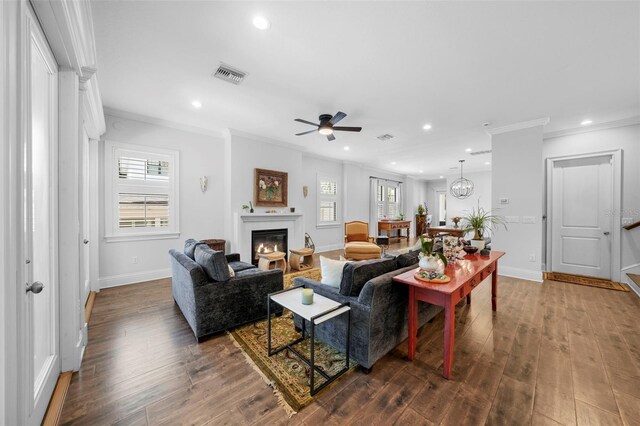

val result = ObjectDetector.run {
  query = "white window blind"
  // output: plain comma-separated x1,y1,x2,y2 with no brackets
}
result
104,141,180,242
317,174,340,227
374,180,402,219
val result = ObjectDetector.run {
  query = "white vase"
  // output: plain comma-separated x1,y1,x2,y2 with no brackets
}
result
470,239,485,250
419,253,439,272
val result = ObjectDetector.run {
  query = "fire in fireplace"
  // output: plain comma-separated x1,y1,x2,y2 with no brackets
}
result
251,228,288,266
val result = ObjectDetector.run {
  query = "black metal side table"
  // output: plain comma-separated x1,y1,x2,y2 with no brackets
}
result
267,286,351,395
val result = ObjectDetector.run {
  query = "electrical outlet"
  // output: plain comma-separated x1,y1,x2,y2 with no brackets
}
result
529,254,536,262
522,216,536,224
132,256,138,264
499,198,509,204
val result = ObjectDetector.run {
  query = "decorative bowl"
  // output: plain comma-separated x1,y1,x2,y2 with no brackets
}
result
463,246,479,254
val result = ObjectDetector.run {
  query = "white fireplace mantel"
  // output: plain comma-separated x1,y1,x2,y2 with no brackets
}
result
239,213,303,222
234,212,304,262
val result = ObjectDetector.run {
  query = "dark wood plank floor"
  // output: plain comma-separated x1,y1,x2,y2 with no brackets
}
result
60,243,640,425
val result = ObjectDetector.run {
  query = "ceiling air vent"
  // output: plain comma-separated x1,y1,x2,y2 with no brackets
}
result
377,134,395,141
469,149,492,156
213,63,247,85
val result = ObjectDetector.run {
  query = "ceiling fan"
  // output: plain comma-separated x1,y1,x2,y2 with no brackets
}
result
294,111,362,141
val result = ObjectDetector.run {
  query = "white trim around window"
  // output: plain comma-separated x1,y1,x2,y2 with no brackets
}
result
104,141,180,242
316,173,340,228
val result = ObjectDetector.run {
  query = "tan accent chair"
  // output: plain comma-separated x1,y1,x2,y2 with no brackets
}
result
344,221,382,260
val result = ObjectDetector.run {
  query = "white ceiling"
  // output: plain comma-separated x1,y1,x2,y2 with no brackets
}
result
91,1,640,180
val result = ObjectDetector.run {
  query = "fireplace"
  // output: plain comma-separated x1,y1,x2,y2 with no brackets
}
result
251,228,288,266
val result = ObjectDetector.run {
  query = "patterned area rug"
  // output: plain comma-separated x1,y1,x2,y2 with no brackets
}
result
283,267,322,289
545,272,629,292
229,315,356,415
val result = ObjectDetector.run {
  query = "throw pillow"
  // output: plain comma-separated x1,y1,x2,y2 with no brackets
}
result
184,238,206,260
194,245,232,282
320,256,349,288
227,264,235,278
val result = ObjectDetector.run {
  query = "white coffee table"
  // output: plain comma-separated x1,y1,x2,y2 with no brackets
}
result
267,286,351,396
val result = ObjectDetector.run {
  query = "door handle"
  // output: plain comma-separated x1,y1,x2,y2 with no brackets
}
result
84,239,89,244
603,232,610,236
26,281,44,294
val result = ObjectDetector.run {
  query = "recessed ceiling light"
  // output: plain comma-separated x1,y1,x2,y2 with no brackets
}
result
344,146,350,151
422,124,432,130
439,175,444,179
252,16,271,30
465,148,472,152
419,170,424,173
391,161,397,165
581,119,593,126
485,161,491,165
191,100,202,108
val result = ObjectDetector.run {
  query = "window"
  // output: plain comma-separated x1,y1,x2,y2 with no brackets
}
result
317,174,340,227
104,141,179,241
376,182,402,219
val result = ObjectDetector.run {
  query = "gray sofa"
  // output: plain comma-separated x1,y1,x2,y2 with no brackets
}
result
169,240,283,341
294,250,442,370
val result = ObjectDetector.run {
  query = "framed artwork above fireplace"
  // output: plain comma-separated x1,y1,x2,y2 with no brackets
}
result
255,168,288,207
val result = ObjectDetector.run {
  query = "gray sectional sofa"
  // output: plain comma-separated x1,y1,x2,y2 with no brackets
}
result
294,250,442,370
169,239,283,341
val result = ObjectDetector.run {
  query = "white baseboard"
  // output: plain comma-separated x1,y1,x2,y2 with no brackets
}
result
99,268,171,289
499,266,543,283
315,243,344,253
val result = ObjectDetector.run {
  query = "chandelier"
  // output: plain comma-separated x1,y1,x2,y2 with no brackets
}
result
450,160,474,199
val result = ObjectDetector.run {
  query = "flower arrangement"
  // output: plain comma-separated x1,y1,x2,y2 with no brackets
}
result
418,235,447,272
452,216,461,228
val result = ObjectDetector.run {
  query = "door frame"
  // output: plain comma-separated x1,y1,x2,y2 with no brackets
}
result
545,149,622,281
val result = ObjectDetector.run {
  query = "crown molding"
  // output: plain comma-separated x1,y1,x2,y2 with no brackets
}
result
227,128,309,152
485,117,550,135
543,115,640,140
103,107,225,138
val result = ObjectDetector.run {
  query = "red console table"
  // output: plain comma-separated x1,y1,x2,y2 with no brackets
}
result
393,251,505,379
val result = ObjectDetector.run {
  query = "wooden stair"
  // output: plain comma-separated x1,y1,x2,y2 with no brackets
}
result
628,273,640,287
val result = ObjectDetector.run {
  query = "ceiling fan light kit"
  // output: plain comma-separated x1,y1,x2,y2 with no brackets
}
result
450,159,474,199
294,111,362,141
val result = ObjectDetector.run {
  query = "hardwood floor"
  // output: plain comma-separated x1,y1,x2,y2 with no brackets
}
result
60,245,640,425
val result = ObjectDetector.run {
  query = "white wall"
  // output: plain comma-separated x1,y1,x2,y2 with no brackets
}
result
544,124,640,283
99,114,226,287
446,171,492,233
492,125,545,282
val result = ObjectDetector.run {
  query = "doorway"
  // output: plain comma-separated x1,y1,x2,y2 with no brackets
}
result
547,151,622,281
436,190,447,226
21,7,60,424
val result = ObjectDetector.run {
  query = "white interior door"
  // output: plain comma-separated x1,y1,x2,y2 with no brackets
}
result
81,130,91,305
23,8,60,424
551,155,613,279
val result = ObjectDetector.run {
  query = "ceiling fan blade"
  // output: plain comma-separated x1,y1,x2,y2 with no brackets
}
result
295,129,318,136
329,111,347,125
327,134,336,141
294,118,319,127
333,126,362,132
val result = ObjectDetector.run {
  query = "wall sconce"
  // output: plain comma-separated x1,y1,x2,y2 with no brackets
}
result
303,185,308,198
200,176,208,193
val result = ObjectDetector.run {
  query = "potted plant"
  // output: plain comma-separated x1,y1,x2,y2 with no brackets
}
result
417,204,426,215
461,201,507,250
399,212,405,220
418,235,447,272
